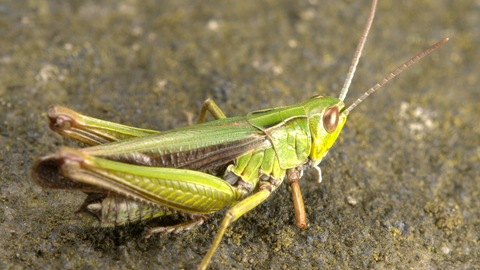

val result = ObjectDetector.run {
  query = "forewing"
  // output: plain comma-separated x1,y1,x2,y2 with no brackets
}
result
80,117,270,170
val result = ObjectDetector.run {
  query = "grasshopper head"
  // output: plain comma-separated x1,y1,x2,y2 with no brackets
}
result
301,95,347,166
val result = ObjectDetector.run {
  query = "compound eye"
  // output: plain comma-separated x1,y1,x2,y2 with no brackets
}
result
323,106,339,133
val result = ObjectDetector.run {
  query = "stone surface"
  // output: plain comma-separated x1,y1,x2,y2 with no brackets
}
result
0,0,478,269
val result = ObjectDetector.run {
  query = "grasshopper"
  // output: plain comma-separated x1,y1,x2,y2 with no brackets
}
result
30,0,448,268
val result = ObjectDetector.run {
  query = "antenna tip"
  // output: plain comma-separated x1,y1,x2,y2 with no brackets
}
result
430,38,449,49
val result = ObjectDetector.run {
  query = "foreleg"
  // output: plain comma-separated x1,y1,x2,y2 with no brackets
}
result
287,166,307,229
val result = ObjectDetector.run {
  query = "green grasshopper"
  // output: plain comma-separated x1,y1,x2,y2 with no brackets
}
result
30,0,448,268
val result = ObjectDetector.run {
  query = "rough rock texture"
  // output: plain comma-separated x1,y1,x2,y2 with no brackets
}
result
0,0,478,269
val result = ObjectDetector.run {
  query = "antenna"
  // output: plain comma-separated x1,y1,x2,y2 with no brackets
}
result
343,38,449,115
338,0,377,101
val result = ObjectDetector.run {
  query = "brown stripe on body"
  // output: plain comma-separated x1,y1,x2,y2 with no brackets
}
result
100,135,270,171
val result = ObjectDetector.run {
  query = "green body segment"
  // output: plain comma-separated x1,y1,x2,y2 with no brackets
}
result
77,193,172,227
234,150,265,182
232,146,286,187
260,147,277,176
225,104,313,188
247,105,311,169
